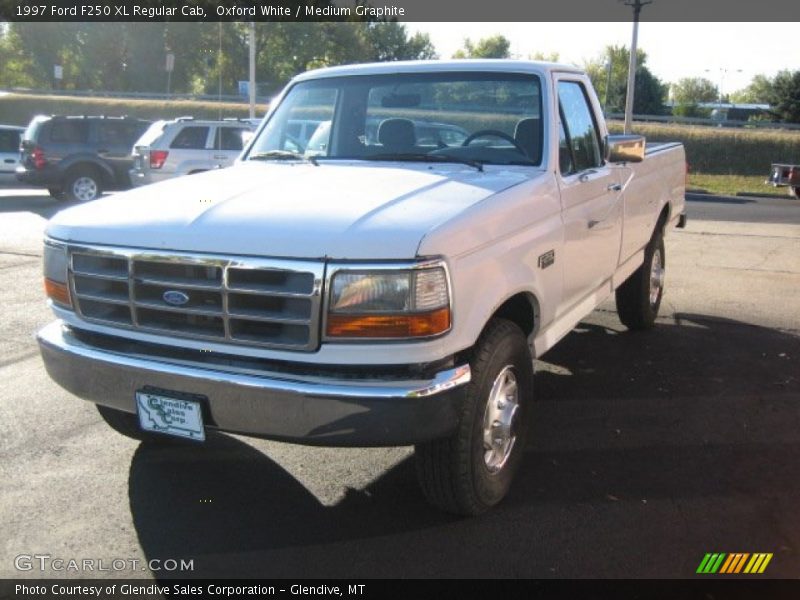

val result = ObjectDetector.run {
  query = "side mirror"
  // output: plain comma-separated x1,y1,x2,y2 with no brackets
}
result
605,134,645,163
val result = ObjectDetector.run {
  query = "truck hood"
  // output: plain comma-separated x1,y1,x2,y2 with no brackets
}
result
47,161,537,259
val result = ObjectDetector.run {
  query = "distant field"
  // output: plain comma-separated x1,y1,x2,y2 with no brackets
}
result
608,120,800,177
0,92,261,126
2,92,800,185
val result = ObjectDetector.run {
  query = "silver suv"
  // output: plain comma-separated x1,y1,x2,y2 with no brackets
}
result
129,117,254,187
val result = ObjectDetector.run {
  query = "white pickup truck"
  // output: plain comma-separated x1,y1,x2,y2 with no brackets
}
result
38,60,686,515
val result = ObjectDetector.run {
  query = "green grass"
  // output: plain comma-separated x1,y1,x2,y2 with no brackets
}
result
687,173,779,197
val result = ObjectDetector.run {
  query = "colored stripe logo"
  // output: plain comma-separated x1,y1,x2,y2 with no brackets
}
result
697,553,773,574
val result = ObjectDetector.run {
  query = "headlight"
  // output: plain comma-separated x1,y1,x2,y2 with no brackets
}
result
326,264,451,339
43,241,72,308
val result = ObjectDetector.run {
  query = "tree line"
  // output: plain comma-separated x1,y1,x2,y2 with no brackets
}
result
1,24,798,123
0,21,437,96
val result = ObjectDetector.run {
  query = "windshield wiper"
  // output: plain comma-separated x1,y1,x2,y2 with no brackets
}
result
364,153,483,172
248,150,318,166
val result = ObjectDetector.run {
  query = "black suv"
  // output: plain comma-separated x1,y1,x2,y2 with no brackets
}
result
17,115,150,202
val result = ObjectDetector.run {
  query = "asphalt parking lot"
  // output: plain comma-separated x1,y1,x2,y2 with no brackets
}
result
0,187,798,579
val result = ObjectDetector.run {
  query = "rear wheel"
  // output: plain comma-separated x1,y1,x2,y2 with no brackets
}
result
64,169,103,202
415,318,533,516
616,228,665,330
96,404,177,444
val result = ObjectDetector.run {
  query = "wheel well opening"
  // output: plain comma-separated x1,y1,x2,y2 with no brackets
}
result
66,163,105,184
657,204,670,234
492,293,538,339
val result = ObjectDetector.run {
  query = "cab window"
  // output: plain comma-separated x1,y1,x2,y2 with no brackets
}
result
557,81,602,174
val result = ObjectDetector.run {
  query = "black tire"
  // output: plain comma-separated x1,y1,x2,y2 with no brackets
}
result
789,186,800,200
64,168,103,203
616,228,665,330
96,404,178,444
415,318,533,516
47,187,66,201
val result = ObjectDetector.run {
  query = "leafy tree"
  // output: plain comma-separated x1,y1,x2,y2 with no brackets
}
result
0,25,37,87
768,70,800,123
1,23,80,89
453,35,511,59
729,74,774,104
585,45,667,115
363,22,437,62
0,22,440,96
672,104,712,118
633,67,669,115
528,51,561,62
671,77,718,104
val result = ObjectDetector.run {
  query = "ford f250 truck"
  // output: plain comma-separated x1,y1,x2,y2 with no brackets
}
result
37,60,686,515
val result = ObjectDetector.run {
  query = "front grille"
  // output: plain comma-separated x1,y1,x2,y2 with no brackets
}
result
68,246,324,351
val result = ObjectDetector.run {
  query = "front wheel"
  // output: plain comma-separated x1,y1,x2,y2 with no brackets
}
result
789,186,800,200
616,229,665,330
415,318,533,516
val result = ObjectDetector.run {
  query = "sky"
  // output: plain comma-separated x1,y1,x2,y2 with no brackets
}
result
407,22,797,97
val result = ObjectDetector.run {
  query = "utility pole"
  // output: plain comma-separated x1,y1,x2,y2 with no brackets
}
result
248,22,256,119
622,0,652,133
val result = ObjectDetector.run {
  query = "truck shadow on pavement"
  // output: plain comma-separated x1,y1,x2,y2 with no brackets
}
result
127,312,800,578
0,191,77,220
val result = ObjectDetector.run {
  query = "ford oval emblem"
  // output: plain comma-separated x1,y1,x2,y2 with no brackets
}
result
163,290,190,306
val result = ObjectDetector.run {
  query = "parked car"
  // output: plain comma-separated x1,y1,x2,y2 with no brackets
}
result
38,60,686,516
129,118,255,187
0,125,24,185
16,115,150,202
766,162,800,199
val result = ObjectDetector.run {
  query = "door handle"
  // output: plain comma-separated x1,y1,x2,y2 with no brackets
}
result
607,183,622,192
3,159,14,164
213,154,227,160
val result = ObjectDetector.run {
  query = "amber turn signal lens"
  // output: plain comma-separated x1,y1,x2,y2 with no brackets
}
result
327,307,450,338
44,278,71,307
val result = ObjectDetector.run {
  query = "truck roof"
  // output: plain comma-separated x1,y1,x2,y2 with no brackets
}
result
292,59,584,82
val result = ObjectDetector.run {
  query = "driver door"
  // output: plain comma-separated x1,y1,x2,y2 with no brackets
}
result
555,77,624,312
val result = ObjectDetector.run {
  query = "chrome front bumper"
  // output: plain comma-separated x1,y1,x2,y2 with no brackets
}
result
37,321,470,446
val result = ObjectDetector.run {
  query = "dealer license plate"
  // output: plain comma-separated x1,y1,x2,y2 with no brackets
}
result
136,391,205,441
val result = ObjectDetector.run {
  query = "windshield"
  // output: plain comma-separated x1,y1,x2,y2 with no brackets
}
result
247,71,543,167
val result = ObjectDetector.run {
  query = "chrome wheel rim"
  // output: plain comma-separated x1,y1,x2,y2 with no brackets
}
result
482,365,519,473
72,176,98,202
649,248,664,307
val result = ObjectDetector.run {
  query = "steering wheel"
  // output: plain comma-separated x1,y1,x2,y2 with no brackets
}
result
462,129,527,155
283,134,305,154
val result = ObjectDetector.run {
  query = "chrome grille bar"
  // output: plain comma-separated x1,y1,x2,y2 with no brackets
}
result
68,245,324,351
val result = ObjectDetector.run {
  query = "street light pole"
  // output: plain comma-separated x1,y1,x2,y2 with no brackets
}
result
705,67,743,111
622,0,652,133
